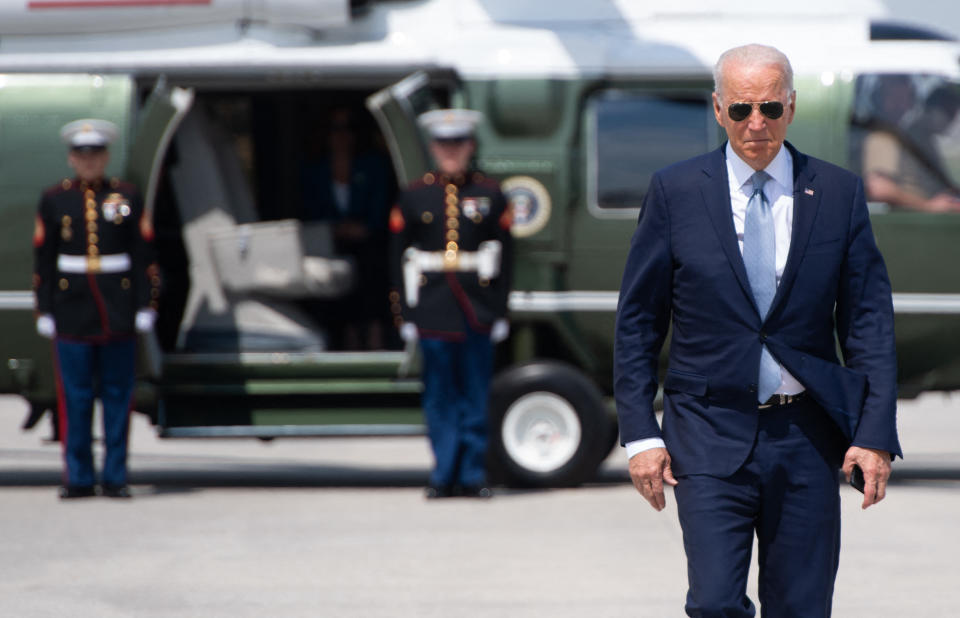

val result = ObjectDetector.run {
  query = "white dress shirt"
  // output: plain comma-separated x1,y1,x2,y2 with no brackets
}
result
625,143,806,459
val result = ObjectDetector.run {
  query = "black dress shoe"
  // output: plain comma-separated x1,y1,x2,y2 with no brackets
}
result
458,485,493,499
101,485,132,499
425,485,454,499
58,485,96,499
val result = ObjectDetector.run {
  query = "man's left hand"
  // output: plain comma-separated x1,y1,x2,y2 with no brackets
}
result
842,446,892,509
135,308,157,333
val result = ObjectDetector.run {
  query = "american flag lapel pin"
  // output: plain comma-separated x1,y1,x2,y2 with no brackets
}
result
804,187,815,196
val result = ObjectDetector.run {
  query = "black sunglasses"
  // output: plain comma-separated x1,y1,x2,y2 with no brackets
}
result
727,101,785,122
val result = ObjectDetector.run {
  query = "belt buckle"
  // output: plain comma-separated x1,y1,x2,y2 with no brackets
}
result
758,392,803,410
443,250,459,270
87,255,101,273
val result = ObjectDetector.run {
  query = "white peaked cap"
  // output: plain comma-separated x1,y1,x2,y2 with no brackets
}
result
60,118,118,148
417,109,483,139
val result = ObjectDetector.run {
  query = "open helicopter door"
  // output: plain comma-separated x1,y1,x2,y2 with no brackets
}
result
366,70,460,375
124,79,194,215
366,70,461,186
123,80,194,379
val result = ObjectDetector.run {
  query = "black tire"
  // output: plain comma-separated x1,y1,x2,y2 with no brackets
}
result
488,361,614,487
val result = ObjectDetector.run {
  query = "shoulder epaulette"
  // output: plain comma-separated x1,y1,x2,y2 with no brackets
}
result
43,179,73,197
406,172,437,191
473,173,502,190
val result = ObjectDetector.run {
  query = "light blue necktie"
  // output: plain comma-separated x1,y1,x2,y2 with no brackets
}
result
743,171,781,403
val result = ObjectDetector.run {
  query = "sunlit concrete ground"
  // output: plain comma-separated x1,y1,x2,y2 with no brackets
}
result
1,392,958,617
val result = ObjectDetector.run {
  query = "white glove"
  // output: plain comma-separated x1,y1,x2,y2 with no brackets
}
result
490,319,510,343
36,314,56,339
135,308,158,333
400,322,418,343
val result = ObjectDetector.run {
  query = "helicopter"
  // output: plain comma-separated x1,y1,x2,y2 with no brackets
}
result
0,0,958,486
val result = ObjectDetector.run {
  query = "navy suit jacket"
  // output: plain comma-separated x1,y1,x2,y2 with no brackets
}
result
614,142,902,478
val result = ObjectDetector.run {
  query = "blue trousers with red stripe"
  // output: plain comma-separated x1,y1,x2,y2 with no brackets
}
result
419,326,494,488
55,338,137,488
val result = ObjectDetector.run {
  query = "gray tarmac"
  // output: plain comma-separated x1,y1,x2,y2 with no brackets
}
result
1,393,959,617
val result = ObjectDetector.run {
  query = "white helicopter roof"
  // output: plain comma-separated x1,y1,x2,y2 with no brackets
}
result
0,0,956,80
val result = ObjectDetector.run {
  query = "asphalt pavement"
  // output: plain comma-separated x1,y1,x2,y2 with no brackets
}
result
1,393,958,617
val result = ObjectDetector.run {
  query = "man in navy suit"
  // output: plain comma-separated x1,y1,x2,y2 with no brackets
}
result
614,44,901,617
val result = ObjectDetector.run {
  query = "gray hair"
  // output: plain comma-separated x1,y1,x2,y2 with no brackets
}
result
713,44,794,100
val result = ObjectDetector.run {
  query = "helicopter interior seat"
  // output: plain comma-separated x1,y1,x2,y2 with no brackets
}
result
169,105,354,353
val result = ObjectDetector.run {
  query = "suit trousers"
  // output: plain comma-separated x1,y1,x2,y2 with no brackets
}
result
54,338,137,488
673,398,845,618
419,326,493,488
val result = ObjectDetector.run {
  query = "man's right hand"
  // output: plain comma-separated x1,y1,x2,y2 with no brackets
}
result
628,447,678,511
36,314,56,339
399,322,418,343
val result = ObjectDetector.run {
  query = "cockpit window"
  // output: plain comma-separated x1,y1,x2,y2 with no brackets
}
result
850,74,960,213
588,90,713,212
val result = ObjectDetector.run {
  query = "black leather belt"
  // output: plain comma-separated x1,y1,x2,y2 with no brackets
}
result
758,391,807,409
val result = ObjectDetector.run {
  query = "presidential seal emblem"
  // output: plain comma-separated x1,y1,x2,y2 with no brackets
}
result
501,175,551,238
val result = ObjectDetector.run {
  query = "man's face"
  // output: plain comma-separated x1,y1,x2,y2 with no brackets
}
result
713,61,795,171
429,138,475,175
68,148,110,183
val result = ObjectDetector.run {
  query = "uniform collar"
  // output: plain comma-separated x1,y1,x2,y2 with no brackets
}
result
75,177,106,192
436,171,468,187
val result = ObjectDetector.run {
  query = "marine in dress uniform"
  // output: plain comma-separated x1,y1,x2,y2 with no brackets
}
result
389,109,513,498
33,119,160,499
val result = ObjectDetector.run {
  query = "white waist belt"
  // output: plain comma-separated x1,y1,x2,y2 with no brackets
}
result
57,253,131,274
402,241,501,307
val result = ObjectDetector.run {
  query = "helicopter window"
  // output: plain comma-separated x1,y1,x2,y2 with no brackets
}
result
850,74,960,213
589,90,712,211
